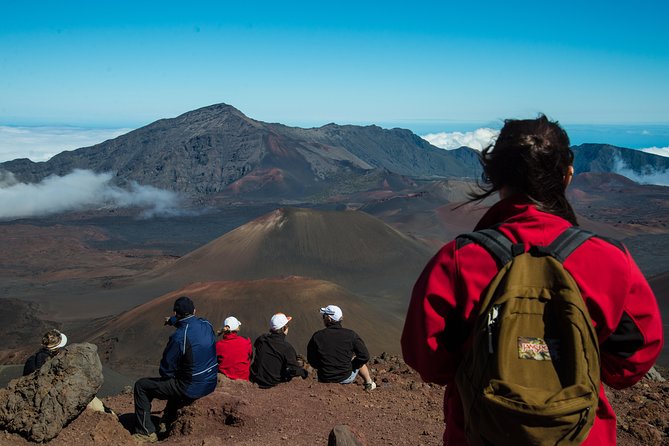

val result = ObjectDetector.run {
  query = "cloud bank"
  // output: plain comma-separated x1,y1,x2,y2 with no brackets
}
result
421,128,499,151
0,126,133,162
0,169,183,220
640,146,669,158
612,157,669,187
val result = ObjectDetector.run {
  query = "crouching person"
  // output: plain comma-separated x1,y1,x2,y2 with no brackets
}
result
133,296,217,443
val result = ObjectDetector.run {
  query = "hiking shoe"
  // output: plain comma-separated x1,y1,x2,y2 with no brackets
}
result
131,432,158,443
364,381,377,391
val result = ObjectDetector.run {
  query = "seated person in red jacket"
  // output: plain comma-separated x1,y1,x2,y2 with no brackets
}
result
215,316,252,380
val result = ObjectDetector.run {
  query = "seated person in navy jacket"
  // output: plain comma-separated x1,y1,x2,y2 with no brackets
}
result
133,296,217,443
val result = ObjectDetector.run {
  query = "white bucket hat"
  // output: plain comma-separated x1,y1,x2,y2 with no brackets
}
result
42,329,67,350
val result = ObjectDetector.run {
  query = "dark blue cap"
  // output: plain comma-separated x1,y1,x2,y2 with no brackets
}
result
173,296,195,316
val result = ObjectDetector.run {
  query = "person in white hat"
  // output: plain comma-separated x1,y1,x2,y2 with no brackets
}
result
250,312,309,388
23,329,117,420
215,316,253,380
22,329,68,376
307,305,376,391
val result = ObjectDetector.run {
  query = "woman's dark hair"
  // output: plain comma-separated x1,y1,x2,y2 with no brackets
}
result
469,114,577,225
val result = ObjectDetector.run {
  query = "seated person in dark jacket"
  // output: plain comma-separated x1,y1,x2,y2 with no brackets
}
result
23,329,67,376
133,296,218,443
307,305,376,391
250,313,308,388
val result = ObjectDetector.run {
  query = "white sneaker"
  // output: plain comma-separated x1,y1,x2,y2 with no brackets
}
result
131,432,158,443
364,381,376,391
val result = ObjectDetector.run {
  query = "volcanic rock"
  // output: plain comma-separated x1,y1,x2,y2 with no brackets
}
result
328,424,366,445
0,343,103,442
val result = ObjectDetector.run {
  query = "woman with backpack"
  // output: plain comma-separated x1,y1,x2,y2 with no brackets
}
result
401,115,663,445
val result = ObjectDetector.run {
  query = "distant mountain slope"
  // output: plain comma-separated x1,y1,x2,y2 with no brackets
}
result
0,104,476,200
139,207,434,309
572,143,669,175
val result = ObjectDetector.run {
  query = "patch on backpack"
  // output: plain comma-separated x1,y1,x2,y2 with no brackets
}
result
517,337,560,360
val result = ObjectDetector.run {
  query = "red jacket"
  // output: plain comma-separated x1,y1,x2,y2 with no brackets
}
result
215,332,253,381
401,195,663,445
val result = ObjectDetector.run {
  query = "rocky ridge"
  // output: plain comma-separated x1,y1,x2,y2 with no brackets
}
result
0,355,666,445
0,104,477,200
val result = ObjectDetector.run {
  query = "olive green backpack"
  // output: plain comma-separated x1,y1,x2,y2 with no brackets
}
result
455,227,600,446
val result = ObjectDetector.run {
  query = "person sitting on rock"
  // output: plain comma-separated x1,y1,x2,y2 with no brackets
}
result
23,329,67,376
250,313,308,388
215,316,252,381
22,329,116,418
132,296,218,443
307,305,376,391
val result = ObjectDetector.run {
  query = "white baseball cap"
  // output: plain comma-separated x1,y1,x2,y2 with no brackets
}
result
223,316,241,331
320,305,343,322
270,313,292,331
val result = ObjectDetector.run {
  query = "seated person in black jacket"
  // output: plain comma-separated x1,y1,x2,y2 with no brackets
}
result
307,305,376,390
23,329,68,376
250,313,308,388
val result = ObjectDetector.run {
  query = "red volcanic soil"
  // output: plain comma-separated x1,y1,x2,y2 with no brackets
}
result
86,277,403,378
0,359,666,446
569,173,669,231
227,168,285,194
649,272,669,368
0,224,171,282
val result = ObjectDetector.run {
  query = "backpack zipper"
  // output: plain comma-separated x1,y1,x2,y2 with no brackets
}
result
487,304,501,353
569,407,590,441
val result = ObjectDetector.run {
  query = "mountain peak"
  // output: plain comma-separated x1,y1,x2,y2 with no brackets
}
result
166,102,261,127
0,103,479,198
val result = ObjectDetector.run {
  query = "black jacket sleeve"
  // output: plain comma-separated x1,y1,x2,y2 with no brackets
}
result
306,335,321,370
22,349,51,376
283,344,308,380
351,333,370,371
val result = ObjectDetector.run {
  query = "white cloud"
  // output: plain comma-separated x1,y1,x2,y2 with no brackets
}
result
640,146,669,158
0,169,184,220
421,128,499,151
612,156,669,186
0,126,133,163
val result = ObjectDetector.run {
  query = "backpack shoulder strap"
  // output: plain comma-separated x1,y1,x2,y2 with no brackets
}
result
540,227,594,263
460,226,595,266
457,228,517,267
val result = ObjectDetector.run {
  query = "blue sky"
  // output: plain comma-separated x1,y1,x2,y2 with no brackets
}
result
0,0,668,159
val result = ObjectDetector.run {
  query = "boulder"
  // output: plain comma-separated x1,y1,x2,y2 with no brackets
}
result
0,343,103,442
328,424,367,446
645,366,666,383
